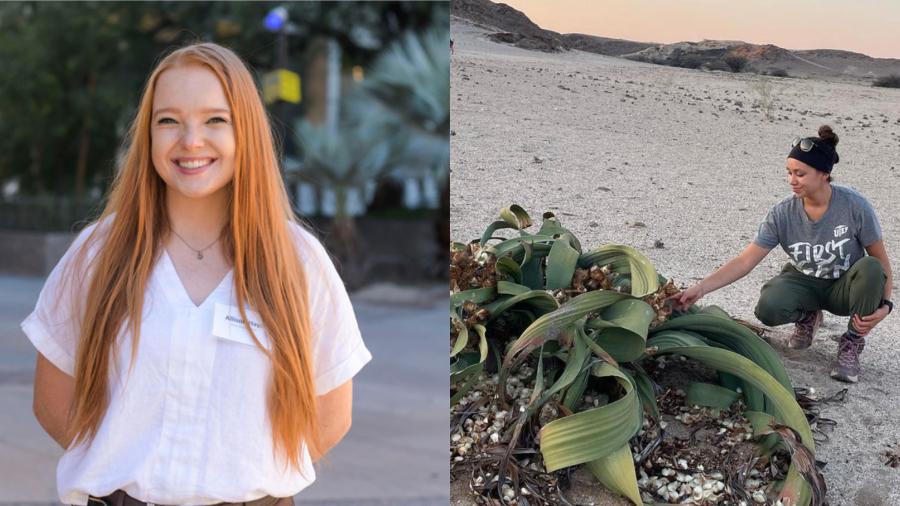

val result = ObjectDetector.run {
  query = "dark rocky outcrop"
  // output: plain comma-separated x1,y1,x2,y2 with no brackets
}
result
451,0,566,52
560,33,657,57
623,40,792,71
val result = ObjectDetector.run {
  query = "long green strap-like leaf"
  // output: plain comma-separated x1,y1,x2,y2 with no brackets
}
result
479,220,515,248
450,325,488,406
479,205,533,247
578,244,659,297
578,323,619,366
686,382,741,410
483,290,558,322
545,238,580,289
621,366,659,421
652,313,793,414
652,313,792,389
495,256,523,284
586,298,655,362
561,367,592,411
502,290,630,372
450,325,488,380
496,280,530,296
536,214,582,252
646,329,707,348
484,235,555,261
519,239,534,266
521,255,544,290
450,365,481,405
744,409,782,455
541,322,592,401
500,204,533,229
450,286,496,309
697,304,731,319
450,311,468,357
539,362,642,472
745,410,776,435
586,445,643,506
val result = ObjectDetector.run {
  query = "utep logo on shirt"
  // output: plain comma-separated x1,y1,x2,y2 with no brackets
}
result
834,224,848,238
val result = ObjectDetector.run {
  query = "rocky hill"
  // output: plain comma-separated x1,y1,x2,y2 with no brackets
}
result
623,40,797,73
622,40,900,79
450,0,900,81
450,0,656,55
450,0,565,52
559,33,657,57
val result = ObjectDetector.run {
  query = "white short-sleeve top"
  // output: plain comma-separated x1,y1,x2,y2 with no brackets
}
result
21,219,372,506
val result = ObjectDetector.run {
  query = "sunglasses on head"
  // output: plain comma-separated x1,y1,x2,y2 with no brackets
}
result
791,137,817,152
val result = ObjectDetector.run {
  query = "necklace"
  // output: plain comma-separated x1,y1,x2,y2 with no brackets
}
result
171,228,223,260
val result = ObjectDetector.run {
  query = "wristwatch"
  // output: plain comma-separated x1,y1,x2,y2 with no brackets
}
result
881,299,894,314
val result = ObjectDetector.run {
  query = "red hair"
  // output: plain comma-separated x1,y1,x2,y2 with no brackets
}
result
66,42,319,471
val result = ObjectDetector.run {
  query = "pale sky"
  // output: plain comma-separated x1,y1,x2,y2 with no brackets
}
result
501,0,900,59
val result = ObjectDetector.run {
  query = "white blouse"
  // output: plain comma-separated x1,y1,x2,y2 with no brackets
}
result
21,219,372,506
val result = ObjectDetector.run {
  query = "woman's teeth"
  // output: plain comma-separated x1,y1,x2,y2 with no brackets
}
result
177,159,213,169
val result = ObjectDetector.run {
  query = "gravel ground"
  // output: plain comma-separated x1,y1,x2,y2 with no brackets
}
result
450,17,900,506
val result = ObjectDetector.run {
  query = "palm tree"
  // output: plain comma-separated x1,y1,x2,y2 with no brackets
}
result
289,27,450,283
291,93,396,284
363,27,450,269
364,27,449,172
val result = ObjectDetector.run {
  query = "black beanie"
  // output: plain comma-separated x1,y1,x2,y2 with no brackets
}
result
788,138,839,173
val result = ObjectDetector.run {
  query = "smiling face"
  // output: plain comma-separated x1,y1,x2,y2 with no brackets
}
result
151,64,235,201
786,157,829,198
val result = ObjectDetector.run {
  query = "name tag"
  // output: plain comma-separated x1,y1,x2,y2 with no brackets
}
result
212,303,270,350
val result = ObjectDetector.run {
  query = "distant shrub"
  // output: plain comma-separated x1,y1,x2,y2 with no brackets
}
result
748,78,779,122
873,74,900,88
766,68,790,78
724,55,748,73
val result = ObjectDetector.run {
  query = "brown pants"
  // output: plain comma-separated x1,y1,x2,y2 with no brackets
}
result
87,490,295,506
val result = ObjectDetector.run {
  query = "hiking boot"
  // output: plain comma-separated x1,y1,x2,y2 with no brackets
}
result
788,310,822,350
830,332,865,383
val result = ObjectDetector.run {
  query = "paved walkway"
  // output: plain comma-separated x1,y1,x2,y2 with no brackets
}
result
0,277,448,505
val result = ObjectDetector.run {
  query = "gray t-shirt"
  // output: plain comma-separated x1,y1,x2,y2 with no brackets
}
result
754,185,882,279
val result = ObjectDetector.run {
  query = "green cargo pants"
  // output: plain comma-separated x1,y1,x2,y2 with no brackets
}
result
754,256,886,333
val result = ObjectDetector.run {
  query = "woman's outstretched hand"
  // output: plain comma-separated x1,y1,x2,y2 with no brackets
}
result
668,283,705,311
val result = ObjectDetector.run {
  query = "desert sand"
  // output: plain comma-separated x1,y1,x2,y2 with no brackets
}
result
450,17,900,506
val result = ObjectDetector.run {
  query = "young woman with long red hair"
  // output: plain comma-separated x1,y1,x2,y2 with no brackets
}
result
22,42,371,506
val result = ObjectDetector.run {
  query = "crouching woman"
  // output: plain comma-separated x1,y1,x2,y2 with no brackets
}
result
671,126,892,383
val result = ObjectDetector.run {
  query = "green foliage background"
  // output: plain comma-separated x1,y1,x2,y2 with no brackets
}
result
0,1,448,198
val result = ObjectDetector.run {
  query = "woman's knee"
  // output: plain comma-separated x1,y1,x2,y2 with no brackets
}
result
852,256,885,282
755,276,810,326
754,297,793,326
